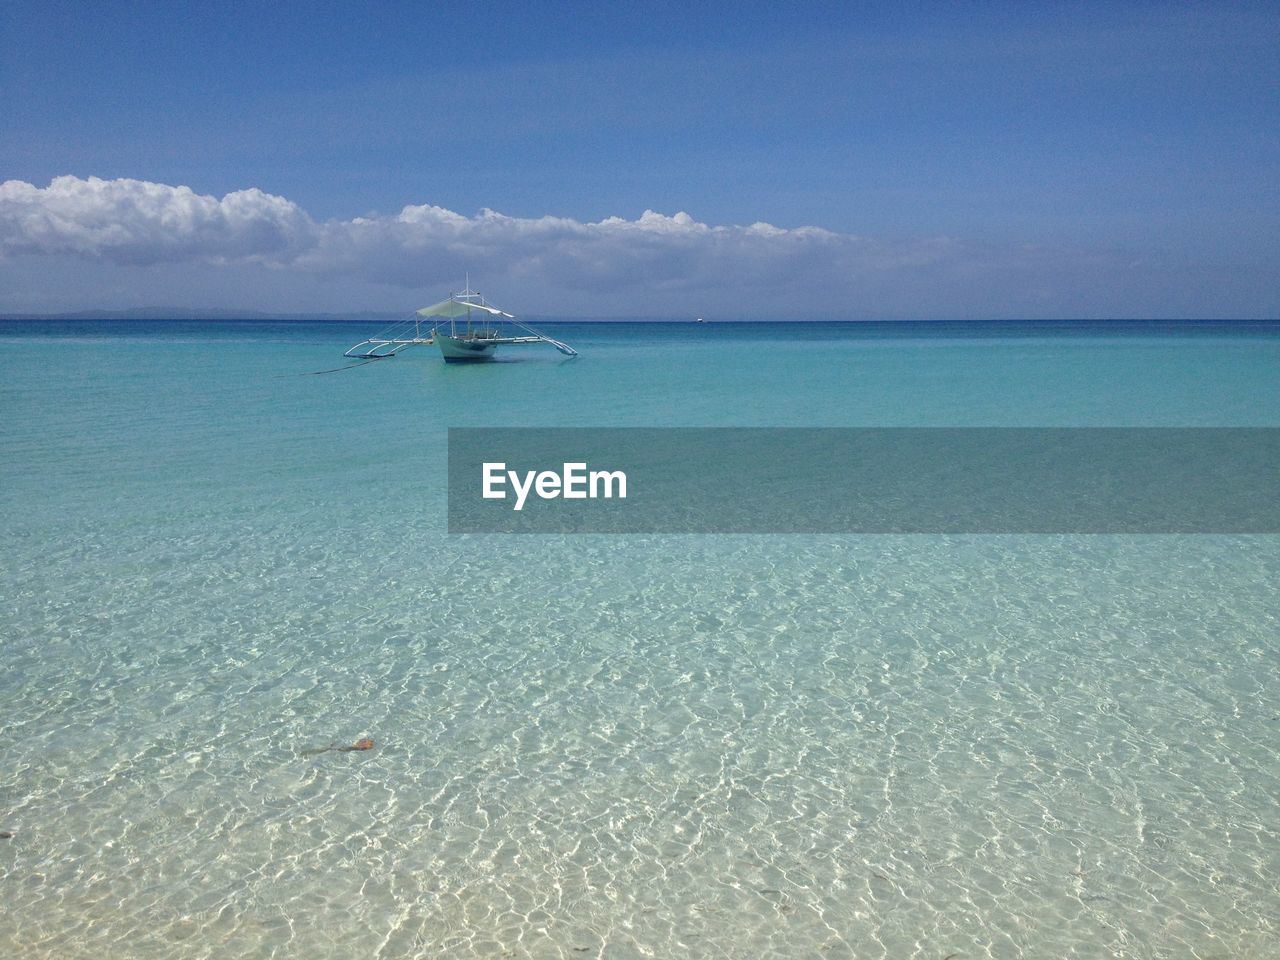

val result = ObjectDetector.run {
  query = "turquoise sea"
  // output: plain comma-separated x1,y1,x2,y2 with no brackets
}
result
2,319,1278,959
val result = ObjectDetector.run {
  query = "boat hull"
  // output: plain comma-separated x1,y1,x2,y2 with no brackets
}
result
435,332,498,362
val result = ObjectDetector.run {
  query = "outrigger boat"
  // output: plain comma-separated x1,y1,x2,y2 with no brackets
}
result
344,285,577,363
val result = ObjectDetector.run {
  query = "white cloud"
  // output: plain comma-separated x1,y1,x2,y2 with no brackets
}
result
0,174,1228,318
299,200,860,296
0,175,945,292
0,175,316,266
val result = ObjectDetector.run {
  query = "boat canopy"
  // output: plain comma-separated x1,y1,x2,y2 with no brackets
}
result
415,297,513,319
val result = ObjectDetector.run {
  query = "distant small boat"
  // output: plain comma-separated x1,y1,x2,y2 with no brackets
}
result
345,284,577,363
694,317,706,323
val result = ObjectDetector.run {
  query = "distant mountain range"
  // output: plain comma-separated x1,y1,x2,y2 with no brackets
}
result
0,308,406,321
0,308,705,323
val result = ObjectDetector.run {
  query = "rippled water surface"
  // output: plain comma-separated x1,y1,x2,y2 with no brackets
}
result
2,320,1278,958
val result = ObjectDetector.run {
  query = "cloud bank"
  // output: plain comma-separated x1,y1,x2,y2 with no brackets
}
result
0,176,315,266
0,175,1246,318
0,176,854,289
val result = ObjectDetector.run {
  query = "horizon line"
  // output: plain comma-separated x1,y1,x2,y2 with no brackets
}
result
3,312,1278,324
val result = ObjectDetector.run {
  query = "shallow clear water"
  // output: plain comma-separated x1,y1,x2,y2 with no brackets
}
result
2,320,1278,959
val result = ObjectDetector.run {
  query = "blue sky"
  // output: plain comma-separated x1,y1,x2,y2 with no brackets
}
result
1,1,1276,318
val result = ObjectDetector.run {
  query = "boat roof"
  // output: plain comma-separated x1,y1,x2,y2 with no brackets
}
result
415,293,514,319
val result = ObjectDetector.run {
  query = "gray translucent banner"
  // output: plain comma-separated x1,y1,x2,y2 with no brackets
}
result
447,428,1280,534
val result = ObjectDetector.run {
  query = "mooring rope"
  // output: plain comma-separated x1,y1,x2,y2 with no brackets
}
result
276,354,395,378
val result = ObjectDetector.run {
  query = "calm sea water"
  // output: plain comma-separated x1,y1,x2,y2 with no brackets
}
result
2,320,1278,959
